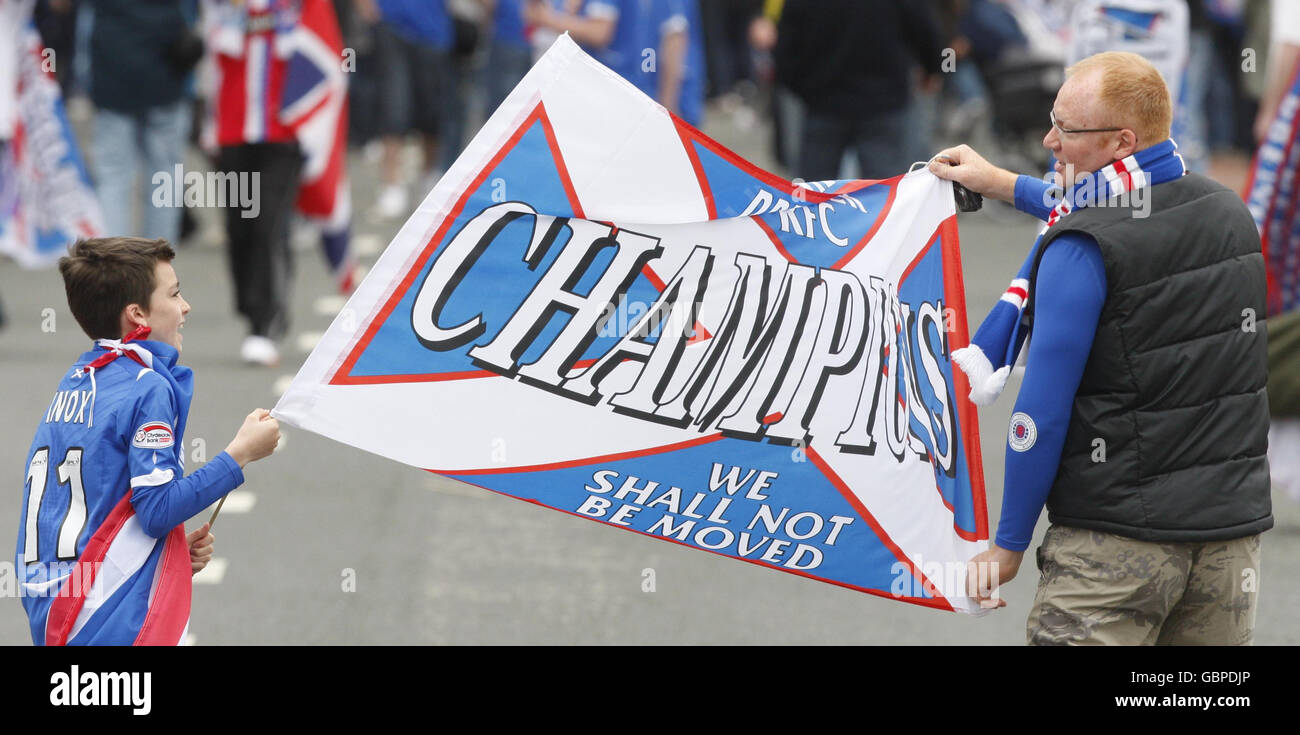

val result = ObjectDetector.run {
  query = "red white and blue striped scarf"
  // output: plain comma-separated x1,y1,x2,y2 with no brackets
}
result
954,139,1187,404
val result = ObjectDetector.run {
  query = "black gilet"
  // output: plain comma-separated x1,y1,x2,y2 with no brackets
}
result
1024,172,1272,542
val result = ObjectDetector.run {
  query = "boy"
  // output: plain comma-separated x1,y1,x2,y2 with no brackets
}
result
16,237,281,645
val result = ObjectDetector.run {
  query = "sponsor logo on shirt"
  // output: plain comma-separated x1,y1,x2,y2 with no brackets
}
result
132,422,174,450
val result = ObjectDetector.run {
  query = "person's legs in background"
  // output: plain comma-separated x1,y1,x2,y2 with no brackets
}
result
219,145,257,343
92,107,140,236
798,111,852,181
374,23,416,218
414,43,451,192
437,47,468,177
139,99,191,243
483,40,531,130
218,142,303,366
852,106,913,181
899,82,937,176
256,142,301,344
1177,29,1213,173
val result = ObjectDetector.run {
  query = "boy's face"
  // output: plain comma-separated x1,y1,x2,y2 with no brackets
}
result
144,260,190,352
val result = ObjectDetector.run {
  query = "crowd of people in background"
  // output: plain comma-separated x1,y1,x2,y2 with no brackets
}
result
30,0,1281,188
2,0,1289,359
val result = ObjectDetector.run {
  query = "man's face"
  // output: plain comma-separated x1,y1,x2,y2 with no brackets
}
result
144,261,190,352
1043,70,1128,187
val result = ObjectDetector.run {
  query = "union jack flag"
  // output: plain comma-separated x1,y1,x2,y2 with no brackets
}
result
282,0,354,293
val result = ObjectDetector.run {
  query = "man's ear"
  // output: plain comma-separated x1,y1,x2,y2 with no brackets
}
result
1115,129,1139,160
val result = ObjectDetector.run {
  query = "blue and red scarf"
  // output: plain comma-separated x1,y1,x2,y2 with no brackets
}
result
954,139,1187,404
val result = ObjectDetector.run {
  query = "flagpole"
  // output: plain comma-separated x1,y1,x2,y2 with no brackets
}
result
207,494,229,529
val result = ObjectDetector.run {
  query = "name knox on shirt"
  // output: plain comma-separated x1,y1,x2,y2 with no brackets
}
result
43,389,92,425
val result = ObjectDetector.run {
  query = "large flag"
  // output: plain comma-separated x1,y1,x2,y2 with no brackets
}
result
274,35,989,612
1245,58,1300,316
0,22,102,268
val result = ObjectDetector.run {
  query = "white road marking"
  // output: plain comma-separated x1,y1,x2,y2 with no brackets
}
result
314,295,347,316
273,374,295,396
202,489,259,519
296,331,323,353
193,558,228,585
355,233,384,257
220,490,257,514
184,633,198,646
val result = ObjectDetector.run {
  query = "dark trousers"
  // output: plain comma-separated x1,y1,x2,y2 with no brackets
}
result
217,142,302,339
798,106,912,181
374,23,451,138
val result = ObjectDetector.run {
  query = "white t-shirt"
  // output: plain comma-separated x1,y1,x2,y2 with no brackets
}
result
1067,0,1188,97
1274,0,1300,47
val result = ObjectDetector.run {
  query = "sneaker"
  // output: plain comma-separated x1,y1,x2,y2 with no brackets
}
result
373,184,408,219
240,335,280,367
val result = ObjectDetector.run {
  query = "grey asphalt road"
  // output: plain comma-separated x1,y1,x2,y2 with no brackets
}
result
1,110,1297,646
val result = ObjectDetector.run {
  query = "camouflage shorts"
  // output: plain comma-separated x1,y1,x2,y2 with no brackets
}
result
1026,525,1261,646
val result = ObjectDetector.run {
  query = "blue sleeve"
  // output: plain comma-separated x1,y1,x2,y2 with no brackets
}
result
994,232,1106,551
657,0,688,36
125,376,245,538
585,0,621,19
1013,175,1061,222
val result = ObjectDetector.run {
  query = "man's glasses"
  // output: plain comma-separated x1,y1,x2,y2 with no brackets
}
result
1050,110,1123,135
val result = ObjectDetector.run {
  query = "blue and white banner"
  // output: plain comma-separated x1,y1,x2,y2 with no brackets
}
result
0,23,102,268
1246,58,1300,316
275,35,989,612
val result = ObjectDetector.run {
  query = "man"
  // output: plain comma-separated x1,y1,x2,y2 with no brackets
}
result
930,51,1271,645
89,0,201,244
776,0,944,181
207,0,306,366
